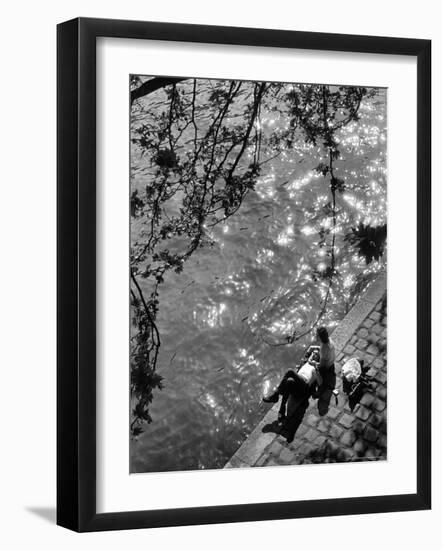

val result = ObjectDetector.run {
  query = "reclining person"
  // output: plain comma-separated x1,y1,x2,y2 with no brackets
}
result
263,349,322,422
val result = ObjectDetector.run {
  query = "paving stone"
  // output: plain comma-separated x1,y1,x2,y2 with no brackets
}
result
376,387,387,401
305,428,319,441
369,413,384,429
275,454,289,466
377,434,387,450
329,424,344,439
352,420,365,435
340,430,357,447
364,363,377,374
279,447,295,464
363,318,375,328
355,339,368,351
337,448,353,462
315,435,327,447
268,440,284,457
369,311,381,322
366,344,379,355
339,413,355,428
295,423,310,438
296,442,315,456
372,325,383,336
364,449,382,460
367,367,377,378
355,406,371,421
344,344,356,355
325,440,340,455
306,414,319,428
373,358,384,369
360,392,375,408
357,328,369,339
317,419,332,433
353,438,367,456
373,398,386,412
288,436,303,450
364,447,379,459
327,407,341,420
364,426,379,443
363,354,376,367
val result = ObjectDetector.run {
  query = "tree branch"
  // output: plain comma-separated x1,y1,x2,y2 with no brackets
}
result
131,76,188,104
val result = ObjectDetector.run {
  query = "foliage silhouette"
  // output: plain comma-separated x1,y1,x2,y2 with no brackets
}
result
345,222,387,264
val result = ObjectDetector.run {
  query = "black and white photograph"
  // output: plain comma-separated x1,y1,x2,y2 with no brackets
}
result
129,75,387,473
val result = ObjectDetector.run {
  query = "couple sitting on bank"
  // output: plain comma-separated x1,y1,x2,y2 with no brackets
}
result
263,326,336,422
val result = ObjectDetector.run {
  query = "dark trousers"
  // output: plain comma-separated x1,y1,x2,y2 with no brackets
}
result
319,363,335,388
277,370,310,414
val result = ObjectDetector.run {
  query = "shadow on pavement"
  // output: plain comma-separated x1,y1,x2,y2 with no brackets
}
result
262,398,309,444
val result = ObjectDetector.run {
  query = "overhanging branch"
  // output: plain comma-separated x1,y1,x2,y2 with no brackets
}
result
131,76,188,104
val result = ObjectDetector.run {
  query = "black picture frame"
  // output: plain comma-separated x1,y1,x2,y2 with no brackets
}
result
57,17,431,532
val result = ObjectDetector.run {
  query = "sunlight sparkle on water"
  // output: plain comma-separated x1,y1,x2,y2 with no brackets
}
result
277,225,294,246
262,380,271,395
194,302,228,328
256,248,274,265
269,319,292,334
289,170,320,191
301,225,315,236
256,173,277,199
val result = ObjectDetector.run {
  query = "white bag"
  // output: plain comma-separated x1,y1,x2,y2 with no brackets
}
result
341,357,362,384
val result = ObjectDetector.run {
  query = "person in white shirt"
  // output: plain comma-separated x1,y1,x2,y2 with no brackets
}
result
263,349,322,422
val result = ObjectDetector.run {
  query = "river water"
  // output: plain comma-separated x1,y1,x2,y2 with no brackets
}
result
130,85,387,473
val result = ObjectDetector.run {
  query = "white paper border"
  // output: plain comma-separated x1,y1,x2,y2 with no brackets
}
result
97,37,417,513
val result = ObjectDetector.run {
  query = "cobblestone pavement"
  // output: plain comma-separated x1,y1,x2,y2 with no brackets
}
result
225,274,387,469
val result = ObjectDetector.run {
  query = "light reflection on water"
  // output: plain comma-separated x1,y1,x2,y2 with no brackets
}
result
130,89,387,473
